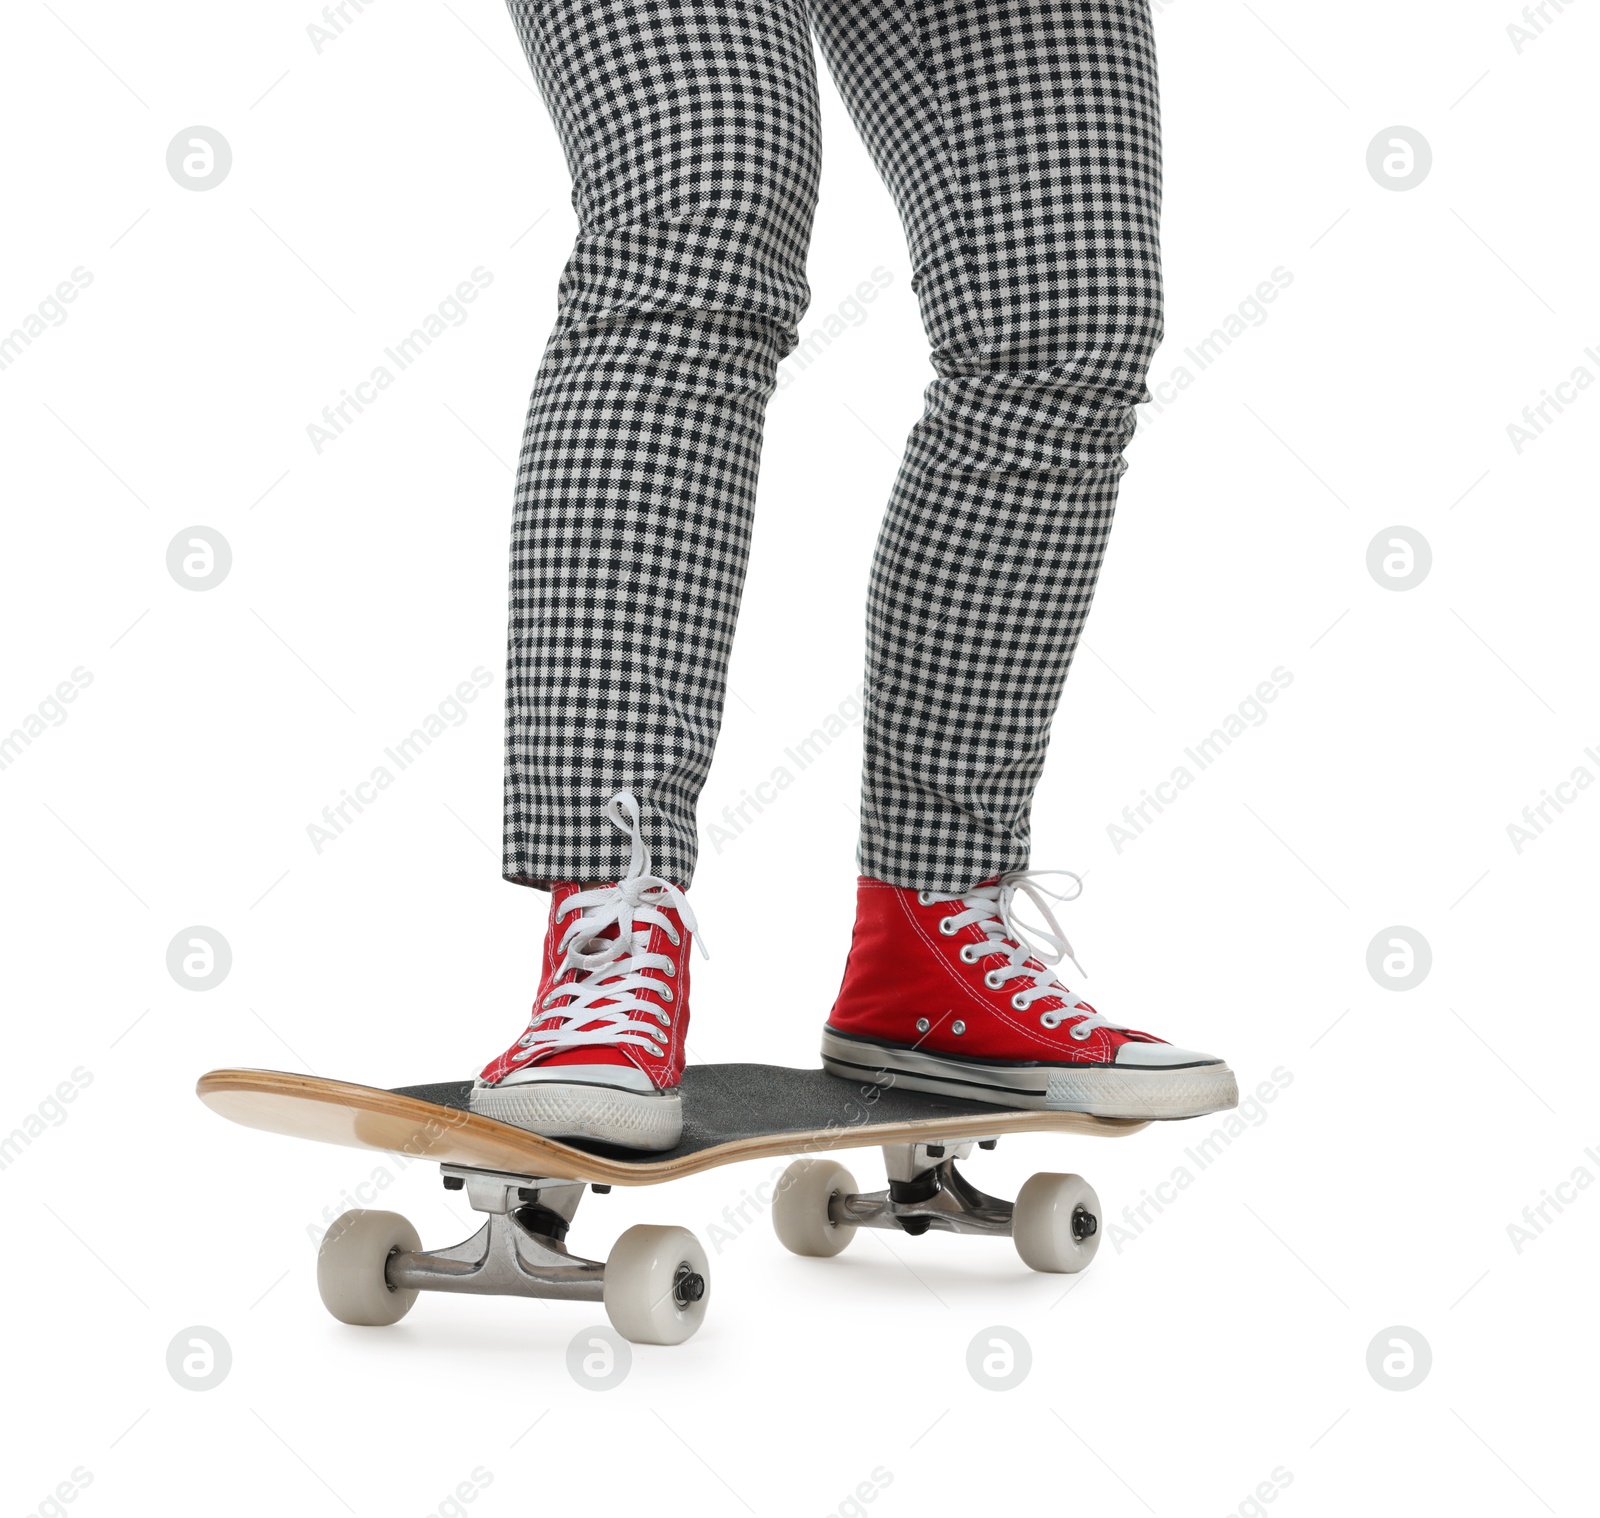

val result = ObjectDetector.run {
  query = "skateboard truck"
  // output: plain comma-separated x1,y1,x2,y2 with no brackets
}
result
384,1167,605,1303
771,1140,1103,1276
837,1141,1016,1238
315,1164,711,1345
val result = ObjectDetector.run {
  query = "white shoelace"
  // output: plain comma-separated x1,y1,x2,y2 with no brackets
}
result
512,792,705,1064
921,869,1115,1040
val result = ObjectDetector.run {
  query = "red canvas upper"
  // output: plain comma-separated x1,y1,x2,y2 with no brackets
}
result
827,876,1169,1065
478,879,693,1092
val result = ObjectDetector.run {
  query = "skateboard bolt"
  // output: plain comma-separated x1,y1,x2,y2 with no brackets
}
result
442,1176,464,1191
978,1139,998,1150
925,1144,945,1159
673,1266,706,1307
1071,1205,1098,1241
591,1183,612,1194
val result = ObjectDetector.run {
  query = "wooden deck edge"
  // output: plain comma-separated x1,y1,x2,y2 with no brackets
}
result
196,1068,1150,1186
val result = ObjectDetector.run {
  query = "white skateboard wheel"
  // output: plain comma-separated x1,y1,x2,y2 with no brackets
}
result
603,1225,710,1345
316,1209,422,1325
771,1158,858,1258
1012,1173,1101,1274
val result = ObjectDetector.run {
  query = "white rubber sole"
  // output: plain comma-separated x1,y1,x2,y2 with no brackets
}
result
469,1080,682,1151
820,1028,1239,1120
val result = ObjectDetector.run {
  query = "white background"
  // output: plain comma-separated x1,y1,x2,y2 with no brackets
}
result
2,1,1596,1514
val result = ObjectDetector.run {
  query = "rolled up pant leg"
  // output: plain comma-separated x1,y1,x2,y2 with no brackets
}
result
501,0,821,889
808,0,1165,891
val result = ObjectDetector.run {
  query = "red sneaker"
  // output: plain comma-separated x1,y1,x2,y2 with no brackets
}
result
821,874,1237,1120
471,793,701,1151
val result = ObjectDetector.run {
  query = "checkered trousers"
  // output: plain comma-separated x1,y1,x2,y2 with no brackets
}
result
502,0,1164,893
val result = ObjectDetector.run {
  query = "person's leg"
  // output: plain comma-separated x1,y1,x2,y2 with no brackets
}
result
811,0,1235,1118
501,0,822,892
480,0,822,1146
808,0,1162,890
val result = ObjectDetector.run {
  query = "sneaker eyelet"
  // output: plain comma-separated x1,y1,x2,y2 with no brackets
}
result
666,929,681,946
984,969,1004,989
664,961,677,977
917,890,934,906
660,986,674,1003
915,1017,930,1033
1039,1011,1063,1029
938,917,957,936
951,1020,966,1036
1070,1025,1091,1041
959,944,980,964
1010,993,1029,1011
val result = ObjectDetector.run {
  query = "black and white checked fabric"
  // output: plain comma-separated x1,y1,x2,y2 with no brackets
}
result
502,0,1164,892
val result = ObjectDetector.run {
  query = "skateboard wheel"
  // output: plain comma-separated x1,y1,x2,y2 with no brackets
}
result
1012,1173,1101,1274
603,1225,710,1346
771,1158,857,1258
316,1209,422,1325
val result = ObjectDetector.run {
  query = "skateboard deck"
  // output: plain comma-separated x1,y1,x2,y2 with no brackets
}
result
197,1063,1148,1184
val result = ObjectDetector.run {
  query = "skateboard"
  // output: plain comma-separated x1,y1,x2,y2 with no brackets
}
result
197,1063,1148,1346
